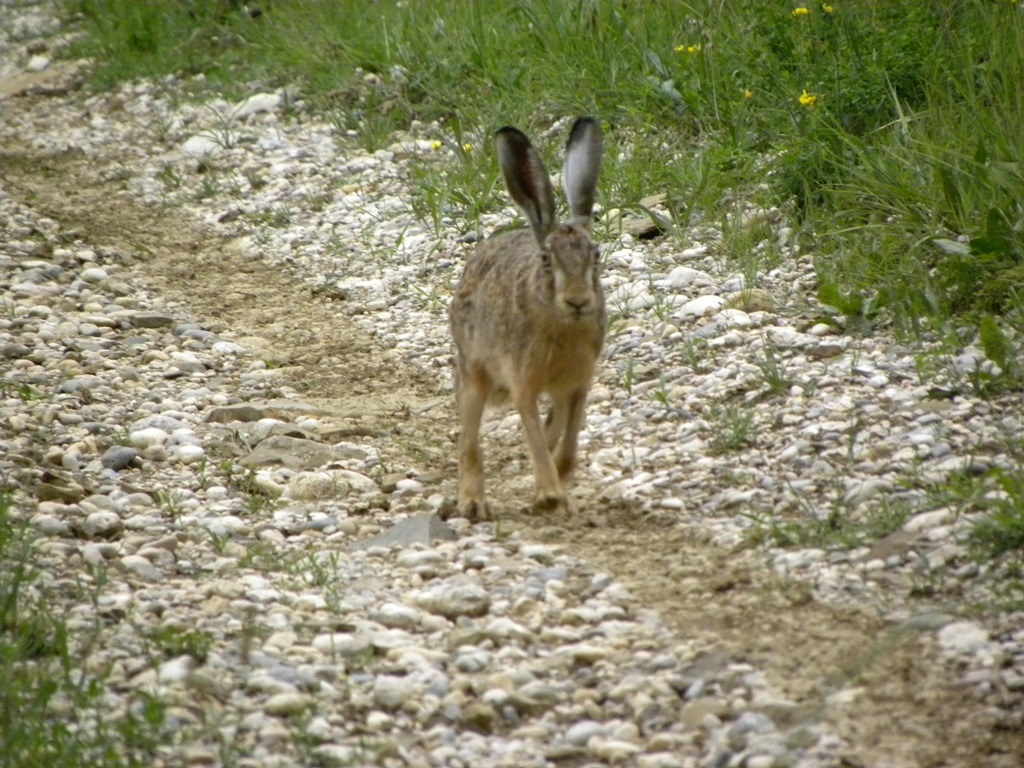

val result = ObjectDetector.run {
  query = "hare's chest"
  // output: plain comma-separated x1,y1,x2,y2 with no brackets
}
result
539,330,602,395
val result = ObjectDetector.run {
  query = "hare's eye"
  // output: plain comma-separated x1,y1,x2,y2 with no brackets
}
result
540,251,551,268
591,246,601,265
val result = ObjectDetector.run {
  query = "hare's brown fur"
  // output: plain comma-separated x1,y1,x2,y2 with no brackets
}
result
449,217,606,520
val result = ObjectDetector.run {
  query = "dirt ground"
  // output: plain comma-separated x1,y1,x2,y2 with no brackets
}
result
3,124,1021,768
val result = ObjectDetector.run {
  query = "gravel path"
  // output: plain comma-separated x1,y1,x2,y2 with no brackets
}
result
2,3,1023,767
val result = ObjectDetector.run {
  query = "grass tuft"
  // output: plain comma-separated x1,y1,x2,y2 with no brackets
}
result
0,490,165,766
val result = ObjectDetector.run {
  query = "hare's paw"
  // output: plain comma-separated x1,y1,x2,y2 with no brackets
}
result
461,498,494,523
439,495,493,522
532,492,573,516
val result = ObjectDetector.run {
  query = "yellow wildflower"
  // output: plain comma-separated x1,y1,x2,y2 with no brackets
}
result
822,3,834,13
676,43,702,54
462,143,473,153
743,88,754,99
799,89,818,107
430,140,443,151
792,7,810,16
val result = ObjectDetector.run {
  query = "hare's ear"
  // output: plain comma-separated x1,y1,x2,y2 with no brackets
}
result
563,117,603,224
495,126,556,247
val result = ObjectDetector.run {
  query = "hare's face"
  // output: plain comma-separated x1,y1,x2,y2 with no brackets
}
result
542,225,603,321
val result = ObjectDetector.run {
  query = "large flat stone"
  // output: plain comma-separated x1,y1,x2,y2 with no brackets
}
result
348,514,457,551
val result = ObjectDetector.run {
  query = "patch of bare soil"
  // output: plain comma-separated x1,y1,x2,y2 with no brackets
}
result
2,111,1019,768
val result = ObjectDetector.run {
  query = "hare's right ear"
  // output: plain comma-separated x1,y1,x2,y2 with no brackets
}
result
563,116,603,225
496,126,556,247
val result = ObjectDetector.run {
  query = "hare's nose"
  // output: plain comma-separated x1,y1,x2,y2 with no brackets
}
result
565,296,591,312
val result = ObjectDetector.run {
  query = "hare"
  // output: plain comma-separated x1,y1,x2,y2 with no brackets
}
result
448,117,606,521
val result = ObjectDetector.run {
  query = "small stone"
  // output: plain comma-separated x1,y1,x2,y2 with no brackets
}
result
2,342,31,359
264,631,298,652
101,445,140,470
898,612,955,633
130,427,169,449
250,471,284,497
35,477,87,503
637,753,686,768
312,745,358,767
395,477,424,493
81,510,122,539
175,444,206,464
936,621,990,655
370,602,422,630
411,580,491,619
903,508,954,533
180,134,222,160
460,702,498,733
32,513,70,536
81,543,119,565
588,737,642,764
26,54,50,72
726,711,777,751
287,468,379,499
666,266,712,289
372,675,415,710
565,720,606,746
364,711,393,731
232,92,282,119
80,267,108,283
120,555,162,582
563,643,611,664
157,655,193,684
129,312,175,328
212,340,246,355
59,375,103,394
264,692,313,717
724,288,774,312
205,404,266,423
680,295,723,318
312,633,372,658
681,697,728,728
808,342,844,359
843,478,891,506
520,544,555,564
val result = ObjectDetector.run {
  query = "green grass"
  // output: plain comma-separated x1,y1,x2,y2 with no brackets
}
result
58,0,1024,345
928,465,1024,557
0,491,165,767
742,496,913,551
941,465,1024,607
743,464,1024,608
706,401,758,455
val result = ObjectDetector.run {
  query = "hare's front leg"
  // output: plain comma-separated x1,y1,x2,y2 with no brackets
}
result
456,369,492,521
553,388,589,482
516,389,568,514
544,397,568,452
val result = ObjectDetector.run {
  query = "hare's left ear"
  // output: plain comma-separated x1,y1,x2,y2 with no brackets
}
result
495,126,557,248
562,117,603,224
